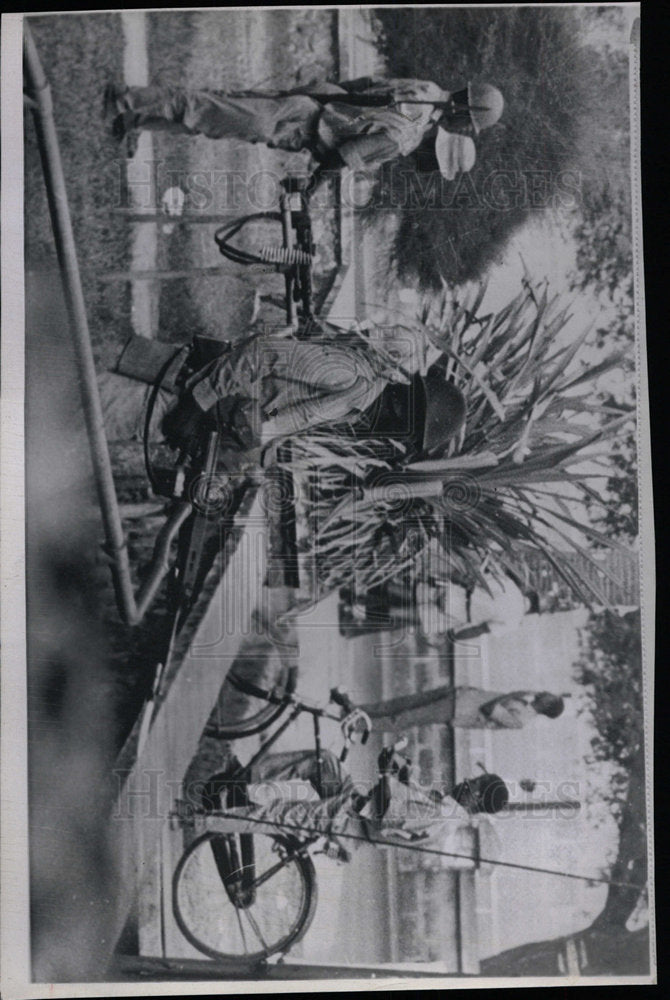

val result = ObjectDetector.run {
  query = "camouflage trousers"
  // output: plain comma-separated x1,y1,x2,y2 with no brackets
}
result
191,334,390,444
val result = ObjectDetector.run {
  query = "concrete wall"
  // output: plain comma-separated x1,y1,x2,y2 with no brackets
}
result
453,609,618,958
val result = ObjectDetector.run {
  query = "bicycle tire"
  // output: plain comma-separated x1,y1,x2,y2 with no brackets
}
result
173,832,317,963
205,662,297,740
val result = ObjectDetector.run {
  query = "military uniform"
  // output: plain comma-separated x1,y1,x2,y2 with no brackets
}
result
197,758,477,864
108,76,449,171
189,329,411,445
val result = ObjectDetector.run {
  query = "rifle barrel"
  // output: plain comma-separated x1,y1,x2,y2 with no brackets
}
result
230,89,450,109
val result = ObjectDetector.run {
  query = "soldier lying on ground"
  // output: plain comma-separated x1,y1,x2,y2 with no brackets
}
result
159,323,467,464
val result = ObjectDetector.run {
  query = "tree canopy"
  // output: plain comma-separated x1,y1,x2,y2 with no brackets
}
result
573,610,647,955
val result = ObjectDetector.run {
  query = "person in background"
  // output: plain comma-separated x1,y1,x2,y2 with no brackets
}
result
349,686,566,734
416,569,541,645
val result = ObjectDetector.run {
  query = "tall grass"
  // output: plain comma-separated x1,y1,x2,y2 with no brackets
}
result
282,281,632,607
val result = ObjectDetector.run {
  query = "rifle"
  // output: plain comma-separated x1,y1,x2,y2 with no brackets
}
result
230,88,456,111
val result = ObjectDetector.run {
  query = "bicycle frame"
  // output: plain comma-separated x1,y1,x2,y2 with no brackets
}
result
172,688,374,960
196,692,346,923
226,694,344,799
133,177,315,632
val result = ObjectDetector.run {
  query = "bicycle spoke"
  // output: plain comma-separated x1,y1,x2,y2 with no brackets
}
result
174,832,315,963
223,835,248,883
234,899,250,954
242,903,270,952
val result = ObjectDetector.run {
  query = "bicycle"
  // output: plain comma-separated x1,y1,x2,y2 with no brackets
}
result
133,334,303,734
111,175,320,715
171,686,373,964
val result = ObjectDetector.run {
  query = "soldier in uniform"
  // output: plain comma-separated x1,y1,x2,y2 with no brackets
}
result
104,76,503,181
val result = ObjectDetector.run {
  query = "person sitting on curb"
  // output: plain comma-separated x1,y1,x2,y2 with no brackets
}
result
103,76,503,186
193,743,510,864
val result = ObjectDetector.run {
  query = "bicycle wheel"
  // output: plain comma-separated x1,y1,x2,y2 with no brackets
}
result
173,832,317,962
206,655,297,739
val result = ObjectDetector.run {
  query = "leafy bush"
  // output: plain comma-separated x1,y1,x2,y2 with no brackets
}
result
574,609,643,803
286,281,630,603
365,6,629,289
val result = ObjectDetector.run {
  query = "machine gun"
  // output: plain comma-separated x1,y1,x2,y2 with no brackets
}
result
214,176,315,333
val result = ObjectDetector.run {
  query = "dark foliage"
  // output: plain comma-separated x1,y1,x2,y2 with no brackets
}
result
570,183,635,350
367,7,627,288
584,414,639,545
480,925,649,977
574,609,643,792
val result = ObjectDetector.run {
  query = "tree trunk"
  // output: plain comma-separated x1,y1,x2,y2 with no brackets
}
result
590,749,647,929
480,925,650,977
481,746,649,978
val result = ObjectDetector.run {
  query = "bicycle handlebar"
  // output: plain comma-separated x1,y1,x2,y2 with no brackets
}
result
378,741,413,779
339,708,371,754
329,686,354,711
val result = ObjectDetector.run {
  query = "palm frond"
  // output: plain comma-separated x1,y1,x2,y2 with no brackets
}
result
281,279,633,607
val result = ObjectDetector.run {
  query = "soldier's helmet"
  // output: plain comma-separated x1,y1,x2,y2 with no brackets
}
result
452,773,510,815
364,368,466,458
466,82,504,133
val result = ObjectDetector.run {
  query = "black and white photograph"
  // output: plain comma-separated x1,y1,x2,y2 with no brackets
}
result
1,4,654,993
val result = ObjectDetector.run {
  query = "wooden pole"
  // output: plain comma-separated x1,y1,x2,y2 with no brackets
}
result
105,212,243,224
23,22,137,625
